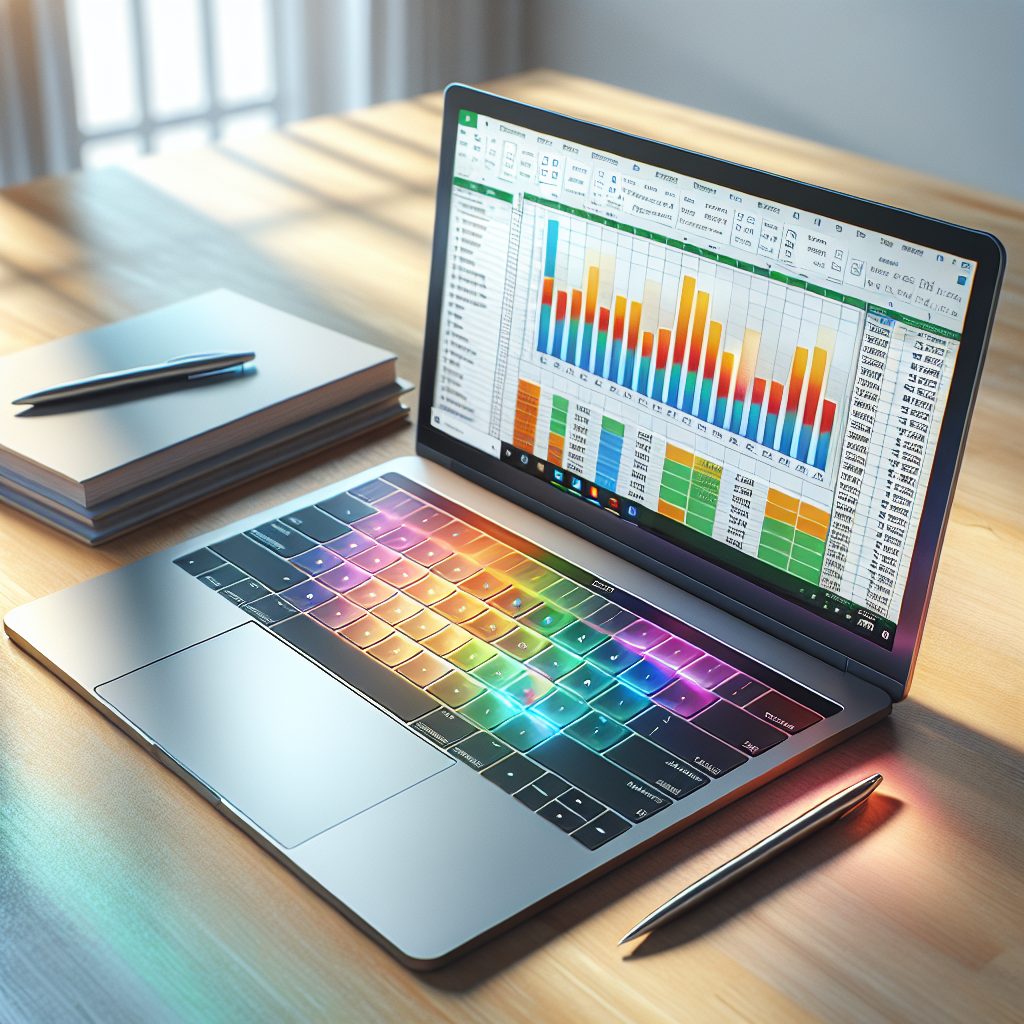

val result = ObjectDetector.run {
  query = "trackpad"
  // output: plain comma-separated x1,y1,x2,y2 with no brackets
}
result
96,622,452,848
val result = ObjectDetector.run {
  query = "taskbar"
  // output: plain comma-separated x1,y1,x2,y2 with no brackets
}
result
499,441,896,650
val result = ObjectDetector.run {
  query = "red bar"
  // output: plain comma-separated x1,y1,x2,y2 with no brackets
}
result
555,289,567,321
716,352,734,402
655,327,672,371
627,301,642,357
819,399,836,435
785,347,808,418
767,380,784,416
751,376,766,407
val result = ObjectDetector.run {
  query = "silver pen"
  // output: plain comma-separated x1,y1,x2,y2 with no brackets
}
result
618,772,883,945
11,350,255,406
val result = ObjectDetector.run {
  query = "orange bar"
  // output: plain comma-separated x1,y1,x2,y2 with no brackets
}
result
666,443,694,467
658,499,688,524
512,379,541,452
547,433,564,466
584,265,599,323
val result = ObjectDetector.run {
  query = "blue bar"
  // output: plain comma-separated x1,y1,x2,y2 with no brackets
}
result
544,219,559,277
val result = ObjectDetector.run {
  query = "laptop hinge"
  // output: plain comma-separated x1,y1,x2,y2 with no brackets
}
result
847,659,905,702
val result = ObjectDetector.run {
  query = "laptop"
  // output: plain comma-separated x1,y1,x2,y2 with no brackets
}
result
4,85,1004,970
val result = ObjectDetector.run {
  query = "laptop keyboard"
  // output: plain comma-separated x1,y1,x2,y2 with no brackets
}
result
174,473,839,850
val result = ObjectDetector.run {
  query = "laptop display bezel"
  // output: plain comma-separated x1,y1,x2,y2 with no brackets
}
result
416,84,1005,695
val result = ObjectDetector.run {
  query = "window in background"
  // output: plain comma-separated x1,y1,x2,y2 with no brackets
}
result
65,0,279,168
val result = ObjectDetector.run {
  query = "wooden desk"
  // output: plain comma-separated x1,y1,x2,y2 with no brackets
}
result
1,71,1021,1024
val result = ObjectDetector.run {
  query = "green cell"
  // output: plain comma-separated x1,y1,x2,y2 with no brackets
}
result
601,416,625,437
789,545,824,572
552,395,569,411
787,559,822,584
759,544,790,569
793,530,826,555
687,498,717,522
686,512,715,536
661,463,691,487
758,529,792,556
760,517,796,543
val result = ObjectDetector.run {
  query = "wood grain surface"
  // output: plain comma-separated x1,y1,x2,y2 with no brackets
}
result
1,71,1021,1024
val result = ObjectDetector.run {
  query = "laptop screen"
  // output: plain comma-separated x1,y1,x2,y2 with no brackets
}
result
428,106,981,654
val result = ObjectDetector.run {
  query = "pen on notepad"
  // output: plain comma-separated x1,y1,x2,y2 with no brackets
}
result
618,773,883,946
11,351,256,406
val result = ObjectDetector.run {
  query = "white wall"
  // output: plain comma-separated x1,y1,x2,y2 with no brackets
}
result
522,0,1024,201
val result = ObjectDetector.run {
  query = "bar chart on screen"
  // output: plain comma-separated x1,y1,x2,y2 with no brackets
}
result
514,198,865,485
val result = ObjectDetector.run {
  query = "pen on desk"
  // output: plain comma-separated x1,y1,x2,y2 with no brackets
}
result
618,773,883,946
11,351,256,406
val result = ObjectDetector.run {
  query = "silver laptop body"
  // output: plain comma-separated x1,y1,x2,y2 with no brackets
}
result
4,86,1003,969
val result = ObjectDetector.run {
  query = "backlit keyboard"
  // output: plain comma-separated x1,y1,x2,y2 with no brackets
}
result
174,473,839,850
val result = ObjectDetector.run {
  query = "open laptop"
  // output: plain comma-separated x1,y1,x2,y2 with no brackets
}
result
4,85,1004,970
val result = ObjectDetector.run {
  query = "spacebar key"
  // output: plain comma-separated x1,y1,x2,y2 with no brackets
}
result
531,735,671,823
273,615,439,722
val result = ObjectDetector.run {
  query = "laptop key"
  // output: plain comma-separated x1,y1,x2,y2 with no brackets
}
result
396,651,450,687
375,557,429,588
448,732,512,771
197,563,246,590
619,659,675,695
460,691,517,730
244,594,297,625
413,708,476,748
538,802,587,833
630,707,747,778
552,621,606,656
558,662,615,700
280,579,334,611
615,619,670,651
493,627,550,661
489,586,543,617
290,546,345,576
531,735,671,823
494,713,559,752
367,634,421,667
582,606,637,634
564,712,630,752
433,553,482,583
560,790,604,821
501,674,555,707
221,578,270,605
174,548,224,575
211,534,309,591
309,597,364,630
520,603,576,636
714,674,769,706
744,690,823,734
319,563,372,594
349,544,401,572
589,682,651,723
526,645,583,681
280,506,351,543
404,508,452,533
587,639,642,676
572,811,631,850
534,687,589,726
680,655,737,688
404,574,457,605
481,753,545,793
273,614,438,721
427,671,485,708
421,623,473,655
460,570,512,600
316,491,377,522
347,478,395,503
337,614,392,647
446,639,496,671
652,677,718,718
463,609,516,641
325,531,376,558
606,735,710,800
647,637,703,671
521,773,571,804
691,700,788,756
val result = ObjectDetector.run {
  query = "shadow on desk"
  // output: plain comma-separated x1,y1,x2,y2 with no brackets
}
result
421,702,1022,992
